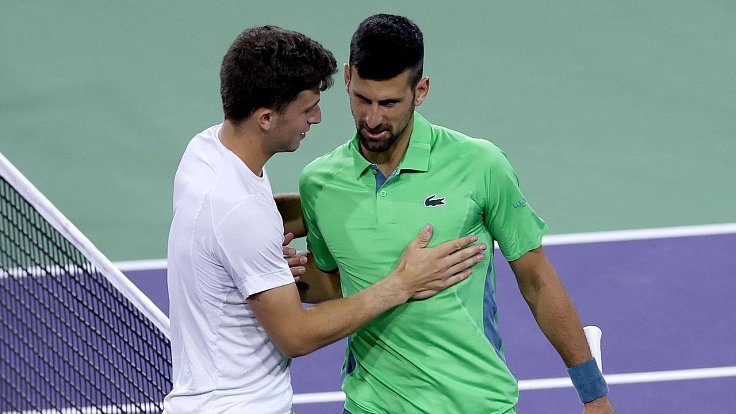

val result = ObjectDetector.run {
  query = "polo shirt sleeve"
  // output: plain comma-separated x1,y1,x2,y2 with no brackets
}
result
299,169,338,272
481,146,549,261
213,195,294,298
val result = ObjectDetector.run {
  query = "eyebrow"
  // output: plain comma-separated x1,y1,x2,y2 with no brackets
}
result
305,98,320,110
355,93,402,105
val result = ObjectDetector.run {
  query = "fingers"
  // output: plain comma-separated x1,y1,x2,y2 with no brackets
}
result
444,250,485,276
283,245,297,257
444,267,474,287
412,224,433,249
282,233,297,257
282,232,295,246
435,234,478,256
408,242,486,300
450,241,487,262
283,231,301,277
439,241,486,277
286,253,307,267
411,268,474,300
287,254,307,277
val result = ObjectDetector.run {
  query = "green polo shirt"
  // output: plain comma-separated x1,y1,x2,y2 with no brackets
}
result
299,113,548,414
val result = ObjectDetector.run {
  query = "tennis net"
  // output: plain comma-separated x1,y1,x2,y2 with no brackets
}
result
0,153,171,413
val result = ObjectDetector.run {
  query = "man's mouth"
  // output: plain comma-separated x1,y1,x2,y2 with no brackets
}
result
362,129,388,140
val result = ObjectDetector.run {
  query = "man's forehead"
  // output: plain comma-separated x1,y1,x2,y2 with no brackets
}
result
292,89,321,106
348,67,413,98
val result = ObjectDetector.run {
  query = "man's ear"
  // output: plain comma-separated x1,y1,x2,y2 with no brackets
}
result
343,64,351,93
413,76,430,106
254,108,274,131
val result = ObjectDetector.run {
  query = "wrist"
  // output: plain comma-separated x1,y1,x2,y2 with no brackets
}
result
567,358,608,403
381,270,413,304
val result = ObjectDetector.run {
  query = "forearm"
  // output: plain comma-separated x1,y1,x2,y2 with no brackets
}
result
293,275,408,355
274,192,306,237
297,252,342,303
522,274,591,367
254,226,483,358
515,255,613,409
255,274,408,358
512,248,590,367
292,232,480,354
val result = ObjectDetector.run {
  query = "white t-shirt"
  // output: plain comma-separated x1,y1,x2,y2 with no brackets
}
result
163,124,295,414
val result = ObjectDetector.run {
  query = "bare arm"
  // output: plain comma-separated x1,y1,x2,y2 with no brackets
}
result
276,193,343,302
274,193,305,238
249,224,486,357
281,232,342,303
510,246,614,412
295,251,342,304
510,246,590,366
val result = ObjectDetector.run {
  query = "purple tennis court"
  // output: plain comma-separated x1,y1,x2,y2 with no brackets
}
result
123,225,736,413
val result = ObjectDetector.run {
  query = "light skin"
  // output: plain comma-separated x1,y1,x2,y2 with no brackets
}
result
220,90,488,358
220,89,321,176
288,65,614,413
345,65,428,176
253,224,485,357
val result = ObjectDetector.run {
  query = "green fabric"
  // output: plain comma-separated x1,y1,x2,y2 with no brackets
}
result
299,113,548,414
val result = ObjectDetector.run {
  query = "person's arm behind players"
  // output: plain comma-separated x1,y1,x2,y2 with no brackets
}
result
281,231,341,304
275,193,305,238
295,251,342,303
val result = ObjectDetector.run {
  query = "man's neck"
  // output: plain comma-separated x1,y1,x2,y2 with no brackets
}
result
219,120,270,177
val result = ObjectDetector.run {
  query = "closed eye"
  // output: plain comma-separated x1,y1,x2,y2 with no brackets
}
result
355,93,401,107
304,99,320,114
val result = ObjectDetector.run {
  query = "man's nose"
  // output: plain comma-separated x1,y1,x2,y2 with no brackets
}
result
309,106,322,125
364,105,382,129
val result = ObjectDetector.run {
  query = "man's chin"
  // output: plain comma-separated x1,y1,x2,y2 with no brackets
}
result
281,142,301,153
359,136,394,153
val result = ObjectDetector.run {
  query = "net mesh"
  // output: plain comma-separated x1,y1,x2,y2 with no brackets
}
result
0,174,171,413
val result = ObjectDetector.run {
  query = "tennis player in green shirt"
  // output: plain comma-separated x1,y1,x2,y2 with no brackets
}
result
290,14,614,414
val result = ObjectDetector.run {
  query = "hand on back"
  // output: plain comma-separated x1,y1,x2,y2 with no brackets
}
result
282,232,308,280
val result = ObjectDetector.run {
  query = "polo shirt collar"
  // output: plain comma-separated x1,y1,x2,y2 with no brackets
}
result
349,112,432,179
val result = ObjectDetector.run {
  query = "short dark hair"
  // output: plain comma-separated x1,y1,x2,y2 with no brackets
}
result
220,25,337,122
349,14,424,87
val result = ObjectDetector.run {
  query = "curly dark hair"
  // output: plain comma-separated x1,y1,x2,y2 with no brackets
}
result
349,14,424,87
220,25,337,122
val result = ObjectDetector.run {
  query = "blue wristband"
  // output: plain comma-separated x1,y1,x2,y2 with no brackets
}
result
567,358,608,403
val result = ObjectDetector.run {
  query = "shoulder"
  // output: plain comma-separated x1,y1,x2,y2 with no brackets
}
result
303,141,352,173
300,141,353,185
430,123,509,166
183,124,223,157
177,125,227,177
173,124,228,204
209,171,274,220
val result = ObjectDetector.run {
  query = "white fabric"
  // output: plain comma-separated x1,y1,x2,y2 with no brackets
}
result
164,124,295,414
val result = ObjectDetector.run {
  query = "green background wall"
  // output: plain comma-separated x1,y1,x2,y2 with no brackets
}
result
2,1,734,261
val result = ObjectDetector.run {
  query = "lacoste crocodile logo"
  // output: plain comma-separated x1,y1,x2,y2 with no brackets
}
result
424,194,446,207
